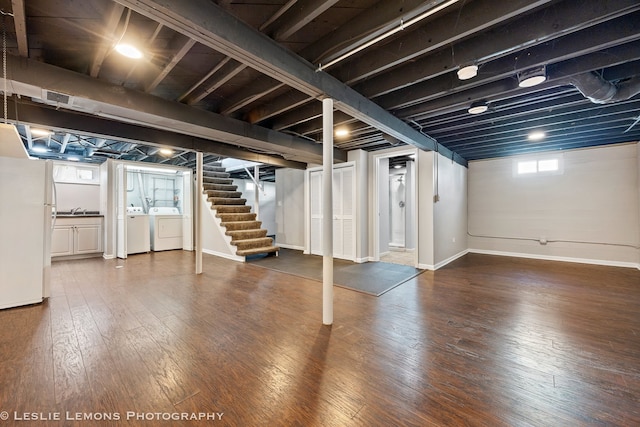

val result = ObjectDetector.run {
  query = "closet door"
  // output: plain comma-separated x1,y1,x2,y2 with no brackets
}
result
309,165,355,261
309,170,323,255
332,167,355,260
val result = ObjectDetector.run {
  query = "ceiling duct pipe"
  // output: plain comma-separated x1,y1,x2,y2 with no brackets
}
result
566,72,640,104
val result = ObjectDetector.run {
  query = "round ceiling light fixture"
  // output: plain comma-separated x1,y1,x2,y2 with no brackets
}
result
334,128,349,137
457,64,478,80
159,148,174,156
518,66,547,88
468,100,488,114
115,43,143,59
528,130,546,141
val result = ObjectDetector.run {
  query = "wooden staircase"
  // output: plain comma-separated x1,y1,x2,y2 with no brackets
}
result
203,163,279,258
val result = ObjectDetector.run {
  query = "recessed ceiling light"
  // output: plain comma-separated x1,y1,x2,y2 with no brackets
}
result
457,65,478,80
468,100,488,114
159,148,174,155
528,131,546,141
518,66,547,88
334,128,349,137
115,43,143,59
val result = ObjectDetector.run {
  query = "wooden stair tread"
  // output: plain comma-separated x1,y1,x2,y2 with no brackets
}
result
203,177,233,185
231,238,275,249
208,197,247,205
221,221,262,230
216,213,256,221
213,205,252,213
225,229,267,238
205,190,243,198
235,246,279,256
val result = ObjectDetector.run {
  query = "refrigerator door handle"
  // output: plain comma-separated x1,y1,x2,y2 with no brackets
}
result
51,180,58,231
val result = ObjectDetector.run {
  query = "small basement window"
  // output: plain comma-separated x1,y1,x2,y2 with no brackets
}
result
514,155,563,176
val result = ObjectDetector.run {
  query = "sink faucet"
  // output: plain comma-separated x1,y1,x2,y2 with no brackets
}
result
71,207,82,214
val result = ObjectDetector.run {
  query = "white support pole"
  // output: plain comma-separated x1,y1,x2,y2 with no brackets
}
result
254,164,260,220
195,152,203,274
322,98,334,325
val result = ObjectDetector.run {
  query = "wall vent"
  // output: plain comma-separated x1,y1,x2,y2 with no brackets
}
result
43,90,72,105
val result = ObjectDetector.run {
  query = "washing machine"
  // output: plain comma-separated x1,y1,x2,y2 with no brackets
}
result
148,207,183,251
126,206,150,254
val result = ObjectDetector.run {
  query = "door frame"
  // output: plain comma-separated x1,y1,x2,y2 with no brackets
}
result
372,148,418,266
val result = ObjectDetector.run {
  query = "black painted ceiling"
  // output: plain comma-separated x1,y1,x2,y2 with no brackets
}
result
1,0,639,177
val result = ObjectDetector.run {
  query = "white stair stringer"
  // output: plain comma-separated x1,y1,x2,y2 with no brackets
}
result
200,192,246,262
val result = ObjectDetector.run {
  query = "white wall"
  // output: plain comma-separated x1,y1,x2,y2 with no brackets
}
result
55,183,101,212
405,160,416,250
234,179,276,236
100,160,115,259
415,150,434,268
200,192,244,261
275,168,305,249
378,157,390,255
433,153,468,268
468,143,640,267
348,149,369,262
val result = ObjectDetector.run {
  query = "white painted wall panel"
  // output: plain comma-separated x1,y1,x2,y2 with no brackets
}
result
468,143,640,266
275,168,306,249
433,154,468,267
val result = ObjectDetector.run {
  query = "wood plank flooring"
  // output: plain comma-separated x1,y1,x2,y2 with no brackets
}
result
0,251,639,426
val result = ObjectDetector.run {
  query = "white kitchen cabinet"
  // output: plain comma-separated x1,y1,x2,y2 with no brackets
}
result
51,226,74,257
52,216,103,258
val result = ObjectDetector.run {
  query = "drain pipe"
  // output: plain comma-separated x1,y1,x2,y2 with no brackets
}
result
566,72,640,104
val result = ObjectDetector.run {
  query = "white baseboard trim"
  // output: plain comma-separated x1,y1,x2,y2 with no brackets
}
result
416,249,470,271
354,257,368,263
103,254,115,260
469,248,640,270
277,243,304,251
434,249,470,270
202,248,245,263
417,263,435,271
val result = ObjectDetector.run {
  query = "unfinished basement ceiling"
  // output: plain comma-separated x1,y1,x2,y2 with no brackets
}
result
0,0,638,171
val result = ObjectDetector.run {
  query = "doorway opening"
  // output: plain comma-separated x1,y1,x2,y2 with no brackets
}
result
374,150,417,267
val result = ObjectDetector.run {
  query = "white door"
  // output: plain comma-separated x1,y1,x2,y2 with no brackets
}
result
309,170,323,255
309,164,355,261
333,167,354,259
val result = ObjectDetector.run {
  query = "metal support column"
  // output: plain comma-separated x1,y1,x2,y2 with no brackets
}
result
254,164,260,220
195,151,203,274
322,98,334,325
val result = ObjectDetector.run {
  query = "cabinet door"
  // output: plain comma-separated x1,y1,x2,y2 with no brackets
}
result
51,227,74,257
75,225,102,254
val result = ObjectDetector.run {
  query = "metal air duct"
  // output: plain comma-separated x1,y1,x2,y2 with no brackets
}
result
567,72,640,104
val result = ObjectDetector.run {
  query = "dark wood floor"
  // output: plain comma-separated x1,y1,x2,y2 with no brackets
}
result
1,251,639,426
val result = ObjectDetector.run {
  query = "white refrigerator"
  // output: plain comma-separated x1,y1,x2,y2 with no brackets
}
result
0,156,53,309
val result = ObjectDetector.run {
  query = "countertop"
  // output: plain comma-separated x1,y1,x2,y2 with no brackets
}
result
55,212,104,218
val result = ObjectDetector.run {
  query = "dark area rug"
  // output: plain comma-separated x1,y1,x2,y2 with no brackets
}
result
247,248,425,296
